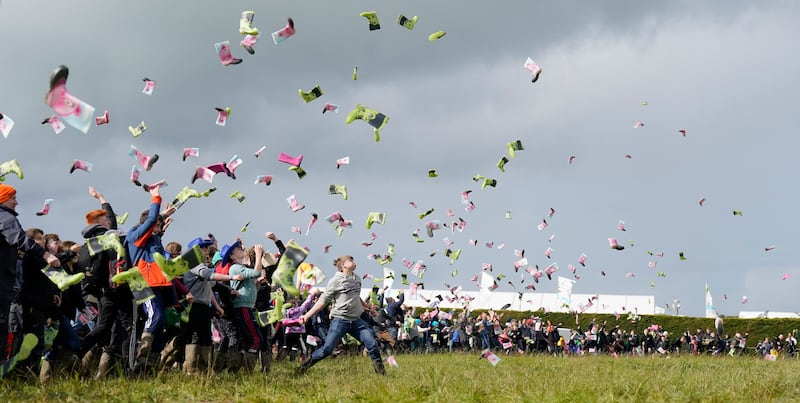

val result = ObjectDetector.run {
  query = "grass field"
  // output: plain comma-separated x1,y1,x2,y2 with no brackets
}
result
3,353,799,402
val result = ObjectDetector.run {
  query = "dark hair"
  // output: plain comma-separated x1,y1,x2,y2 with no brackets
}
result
165,242,182,256
139,210,166,225
25,227,44,238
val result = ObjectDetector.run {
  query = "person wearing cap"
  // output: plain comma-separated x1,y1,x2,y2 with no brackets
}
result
296,255,385,376
0,184,60,370
225,240,266,372
124,186,176,370
76,186,132,379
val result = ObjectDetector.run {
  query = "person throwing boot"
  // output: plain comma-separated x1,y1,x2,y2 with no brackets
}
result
295,255,385,375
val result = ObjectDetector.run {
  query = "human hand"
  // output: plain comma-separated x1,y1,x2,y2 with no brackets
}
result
162,216,174,232
88,186,103,200
161,205,177,217
265,232,277,241
46,253,61,268
254,244,263,255
149,186,160,198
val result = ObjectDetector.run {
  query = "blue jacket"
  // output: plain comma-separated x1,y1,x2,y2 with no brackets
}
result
125,196,169,287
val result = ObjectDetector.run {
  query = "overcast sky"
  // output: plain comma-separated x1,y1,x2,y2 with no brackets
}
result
2,1,799,317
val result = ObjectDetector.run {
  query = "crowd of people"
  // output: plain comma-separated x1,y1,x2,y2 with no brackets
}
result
0,183,796,384
0,182,389,381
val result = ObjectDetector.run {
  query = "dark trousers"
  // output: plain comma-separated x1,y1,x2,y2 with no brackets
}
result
178,302,212,346
79,290,133,356
0,299,9,360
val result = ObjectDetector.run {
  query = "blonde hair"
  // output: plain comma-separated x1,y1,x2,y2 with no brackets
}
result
334,255,354,271
244,247,256,267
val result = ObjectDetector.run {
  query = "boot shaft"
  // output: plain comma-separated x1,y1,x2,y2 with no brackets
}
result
372,358,386,375
243,352,259,372
259,350,272,374
197,346,213,375
95,352,114,380
183,344,198,374
226,351,243,373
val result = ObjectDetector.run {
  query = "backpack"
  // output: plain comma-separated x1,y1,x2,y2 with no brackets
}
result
77,243,105,296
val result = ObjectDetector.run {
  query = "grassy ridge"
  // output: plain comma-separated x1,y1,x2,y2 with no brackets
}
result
3,354,799,402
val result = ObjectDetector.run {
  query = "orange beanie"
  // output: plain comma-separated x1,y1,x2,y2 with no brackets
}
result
0,184,16,204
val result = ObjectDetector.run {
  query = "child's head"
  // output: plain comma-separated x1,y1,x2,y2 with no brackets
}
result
334,255,355,272
244,246,256,266
165,241,182,257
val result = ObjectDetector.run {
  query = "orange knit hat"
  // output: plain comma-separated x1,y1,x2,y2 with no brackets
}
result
0,184,16,204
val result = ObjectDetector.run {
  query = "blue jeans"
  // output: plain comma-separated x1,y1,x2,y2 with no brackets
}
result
480,330,491,350
311,317,381,361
